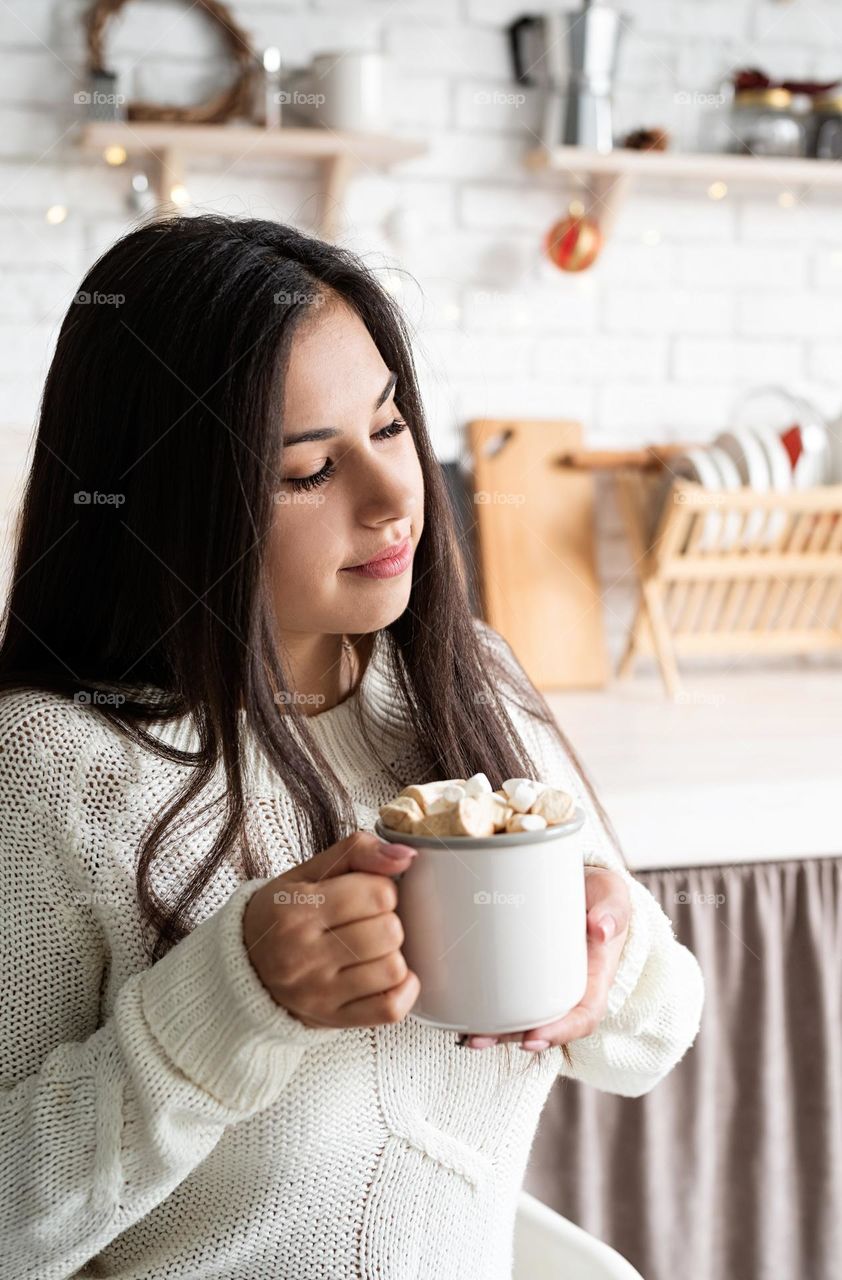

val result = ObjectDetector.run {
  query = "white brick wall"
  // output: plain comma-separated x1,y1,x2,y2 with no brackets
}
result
1,0,841,658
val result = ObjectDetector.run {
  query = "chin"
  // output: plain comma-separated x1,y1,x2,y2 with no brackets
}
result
345,585,413,634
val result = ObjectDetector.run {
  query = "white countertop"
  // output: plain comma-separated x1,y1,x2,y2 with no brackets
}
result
544,664,842,872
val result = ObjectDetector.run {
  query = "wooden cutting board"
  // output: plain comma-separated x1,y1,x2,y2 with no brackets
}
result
467,418,608,689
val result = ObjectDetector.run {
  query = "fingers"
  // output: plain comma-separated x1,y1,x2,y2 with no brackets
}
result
335,949,410,1005
299,830,418,884
317,871,401,929
336,967,421,1027
587,910,618,944
521,997,604,1049
324,910,405,968
584,866,632,939
320,862,430,930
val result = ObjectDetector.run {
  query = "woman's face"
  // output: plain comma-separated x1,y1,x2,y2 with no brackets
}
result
268,298,425,640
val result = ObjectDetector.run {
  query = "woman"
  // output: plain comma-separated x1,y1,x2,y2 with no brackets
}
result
0,215,704,1279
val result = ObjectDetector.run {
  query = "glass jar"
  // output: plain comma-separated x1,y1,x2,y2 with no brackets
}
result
729,87,807,157
811,94,842,159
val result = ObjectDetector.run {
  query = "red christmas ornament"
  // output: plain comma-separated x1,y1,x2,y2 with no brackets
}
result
544,202,603,273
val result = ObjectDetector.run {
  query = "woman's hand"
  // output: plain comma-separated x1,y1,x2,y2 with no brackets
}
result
464,865,632,1052
243,831,421,1030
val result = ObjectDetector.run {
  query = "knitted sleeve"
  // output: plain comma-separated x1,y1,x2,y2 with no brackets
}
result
0,703,341,1279
480,625,705,1098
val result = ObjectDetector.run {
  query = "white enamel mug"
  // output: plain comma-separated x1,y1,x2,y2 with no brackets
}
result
374,809,588,1034
309,51,386,132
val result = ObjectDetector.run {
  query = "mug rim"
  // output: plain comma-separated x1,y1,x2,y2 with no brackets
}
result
374,806,585,849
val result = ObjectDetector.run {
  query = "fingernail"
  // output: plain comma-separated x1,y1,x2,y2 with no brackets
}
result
380,841,417,859
596,913,616,941
521,1039,551,1052
467,1036,497,1049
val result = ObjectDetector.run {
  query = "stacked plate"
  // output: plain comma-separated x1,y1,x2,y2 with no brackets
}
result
648,392,842,551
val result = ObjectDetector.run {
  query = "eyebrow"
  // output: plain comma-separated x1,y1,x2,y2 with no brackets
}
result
282,371,398,446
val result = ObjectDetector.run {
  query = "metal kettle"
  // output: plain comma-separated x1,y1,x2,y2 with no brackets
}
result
508,2,627,153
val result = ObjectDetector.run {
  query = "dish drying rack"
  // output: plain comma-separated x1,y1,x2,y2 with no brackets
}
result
559,444,842,697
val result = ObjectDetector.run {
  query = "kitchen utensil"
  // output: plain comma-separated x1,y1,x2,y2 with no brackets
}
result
648,442,761,552
86,69,126,122
746,423,792,545
375,810,588,1034
729,87,808,156
617,473,842,697
793,419,830,488
468,418,609,690
730,385,830,489
714,428,771,545
824,411,842,483
809,91,842,157
705,446,744,549
309,50,386,132
667,447,734,551
508,2,627,153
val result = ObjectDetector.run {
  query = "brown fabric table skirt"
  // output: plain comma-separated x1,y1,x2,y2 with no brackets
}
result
524,857,842,1280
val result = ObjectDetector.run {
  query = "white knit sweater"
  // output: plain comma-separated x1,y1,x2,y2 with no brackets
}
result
0,624,704,1280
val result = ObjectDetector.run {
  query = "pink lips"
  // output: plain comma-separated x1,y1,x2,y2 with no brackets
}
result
342,537,413,579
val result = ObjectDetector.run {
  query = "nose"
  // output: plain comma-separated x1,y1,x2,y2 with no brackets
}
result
352,447,417,529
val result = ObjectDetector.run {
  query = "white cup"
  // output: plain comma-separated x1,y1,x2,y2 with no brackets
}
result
307,50,386,132
374,810,588,1034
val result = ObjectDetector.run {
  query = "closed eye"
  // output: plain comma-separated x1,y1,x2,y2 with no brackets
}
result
286,419,408,493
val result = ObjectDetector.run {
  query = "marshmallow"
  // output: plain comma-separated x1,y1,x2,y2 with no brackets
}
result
488,793,514,831
502,777,547,799
507,781,539,814
506,812,548,833
427,794,458,815
529,786,576,826
398,780,466,812
381,774,574,839
414,794,497,838
379,796,424,833
463,772,493,797
501,777,549,811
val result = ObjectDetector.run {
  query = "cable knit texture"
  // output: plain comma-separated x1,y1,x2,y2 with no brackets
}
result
0,623,704,1279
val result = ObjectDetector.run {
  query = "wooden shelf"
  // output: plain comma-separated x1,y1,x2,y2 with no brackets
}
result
80,121,426,238
527,143,842,187
526,143,842,234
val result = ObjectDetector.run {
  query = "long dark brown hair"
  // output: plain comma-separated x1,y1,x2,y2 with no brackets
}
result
0,216,622,1069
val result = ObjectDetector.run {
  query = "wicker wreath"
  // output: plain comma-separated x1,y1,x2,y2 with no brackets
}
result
86,0,258,124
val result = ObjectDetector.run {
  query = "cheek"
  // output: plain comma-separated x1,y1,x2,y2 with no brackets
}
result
407,448,425,526
267,501,345,614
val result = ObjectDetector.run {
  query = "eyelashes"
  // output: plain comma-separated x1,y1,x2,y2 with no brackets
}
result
287,418,408,493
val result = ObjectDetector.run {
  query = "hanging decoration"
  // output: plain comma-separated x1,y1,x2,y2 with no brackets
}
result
544,200,603,273
85,0,258,124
